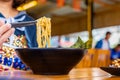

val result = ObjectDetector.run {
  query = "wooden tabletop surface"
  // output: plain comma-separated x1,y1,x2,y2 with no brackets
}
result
0,68,119,80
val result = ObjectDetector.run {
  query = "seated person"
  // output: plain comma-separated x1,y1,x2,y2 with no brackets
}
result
110,44,120,60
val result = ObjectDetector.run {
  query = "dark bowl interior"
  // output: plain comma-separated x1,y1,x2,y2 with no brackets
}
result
15,48,85,75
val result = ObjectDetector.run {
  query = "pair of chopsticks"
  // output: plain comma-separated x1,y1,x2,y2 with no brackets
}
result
11,21,37,28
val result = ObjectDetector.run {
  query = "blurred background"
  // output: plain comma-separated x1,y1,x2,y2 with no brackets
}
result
18,0,120,48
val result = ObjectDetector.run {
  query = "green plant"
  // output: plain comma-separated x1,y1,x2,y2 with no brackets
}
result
70,37,92,49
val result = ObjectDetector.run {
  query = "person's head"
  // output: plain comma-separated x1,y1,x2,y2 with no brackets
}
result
105,31,111,40
115,44,120,52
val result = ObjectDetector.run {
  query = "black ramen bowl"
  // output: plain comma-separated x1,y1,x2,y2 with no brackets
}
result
15,48,85,75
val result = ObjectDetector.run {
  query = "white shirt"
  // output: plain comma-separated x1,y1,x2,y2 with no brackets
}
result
102,39,109,50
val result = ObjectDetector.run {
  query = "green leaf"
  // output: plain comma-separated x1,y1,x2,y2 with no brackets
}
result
70,37,92,49
71,37,84,48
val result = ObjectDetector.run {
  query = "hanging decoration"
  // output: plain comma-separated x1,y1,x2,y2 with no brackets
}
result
73,0,81,11
57,0,65,8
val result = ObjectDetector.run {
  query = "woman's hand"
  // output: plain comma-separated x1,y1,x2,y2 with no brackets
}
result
0,21,15,48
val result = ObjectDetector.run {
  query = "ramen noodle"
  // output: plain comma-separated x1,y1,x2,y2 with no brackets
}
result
36,17,51,48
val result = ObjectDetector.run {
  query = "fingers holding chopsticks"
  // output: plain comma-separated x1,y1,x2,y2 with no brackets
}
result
0,21,15,48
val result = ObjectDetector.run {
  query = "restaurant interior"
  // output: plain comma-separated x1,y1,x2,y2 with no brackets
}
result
1,0,120,80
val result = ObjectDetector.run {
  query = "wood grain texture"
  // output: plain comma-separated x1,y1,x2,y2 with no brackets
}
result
0,68,118,80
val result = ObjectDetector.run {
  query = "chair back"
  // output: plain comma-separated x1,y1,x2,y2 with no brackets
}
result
75,49,110,68
92,49,110,67
75,49,96,68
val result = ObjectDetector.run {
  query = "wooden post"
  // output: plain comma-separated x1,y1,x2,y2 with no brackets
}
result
87,0,93,39
86,0,94,48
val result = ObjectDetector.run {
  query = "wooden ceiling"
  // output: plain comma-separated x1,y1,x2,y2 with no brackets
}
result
25,0,120,36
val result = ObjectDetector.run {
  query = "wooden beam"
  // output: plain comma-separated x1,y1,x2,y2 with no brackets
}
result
94,0,113,7
94,7,120,28
110,0,120,3
94,0,107,6
51,15,87,36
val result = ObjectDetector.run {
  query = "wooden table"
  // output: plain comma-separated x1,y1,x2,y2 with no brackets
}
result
0,68,119,80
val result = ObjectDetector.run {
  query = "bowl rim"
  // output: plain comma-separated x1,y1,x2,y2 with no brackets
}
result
15,48,86,50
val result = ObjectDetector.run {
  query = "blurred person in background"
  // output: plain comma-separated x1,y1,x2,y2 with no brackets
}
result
110,44,120,60
0,0,38,70
95,31,111,50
